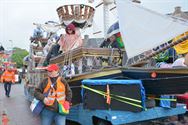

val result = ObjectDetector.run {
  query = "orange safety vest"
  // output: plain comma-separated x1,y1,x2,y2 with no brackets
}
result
1,70,15,83
43,77,66,106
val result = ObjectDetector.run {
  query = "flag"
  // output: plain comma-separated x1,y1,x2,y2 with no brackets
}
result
116,32,124,48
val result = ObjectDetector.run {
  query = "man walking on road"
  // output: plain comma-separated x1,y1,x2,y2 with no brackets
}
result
1,67,15,97
34,64,72,125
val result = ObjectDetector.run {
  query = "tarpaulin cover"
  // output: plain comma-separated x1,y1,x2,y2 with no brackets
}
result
159,95,176,108
82,79,142,85
82,79,146,109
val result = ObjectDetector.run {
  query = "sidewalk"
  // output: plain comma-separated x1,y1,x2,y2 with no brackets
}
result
0,83,40,125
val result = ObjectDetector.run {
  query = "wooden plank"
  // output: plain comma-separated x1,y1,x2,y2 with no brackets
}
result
30,38,48,43
32,46,43,51
50,47,124,64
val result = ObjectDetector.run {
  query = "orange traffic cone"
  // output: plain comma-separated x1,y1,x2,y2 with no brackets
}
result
2,113,9,125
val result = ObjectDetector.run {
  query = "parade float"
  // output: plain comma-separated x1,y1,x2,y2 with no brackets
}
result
25,0,188,124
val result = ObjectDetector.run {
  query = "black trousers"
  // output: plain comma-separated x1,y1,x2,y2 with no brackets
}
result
4,82,12,96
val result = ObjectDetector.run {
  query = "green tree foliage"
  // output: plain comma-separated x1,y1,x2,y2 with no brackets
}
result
11,47,29,68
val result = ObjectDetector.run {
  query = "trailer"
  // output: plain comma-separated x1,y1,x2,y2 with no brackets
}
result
67,104,186,125
66,79,187,125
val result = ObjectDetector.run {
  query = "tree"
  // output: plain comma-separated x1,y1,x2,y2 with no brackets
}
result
11,47,29,68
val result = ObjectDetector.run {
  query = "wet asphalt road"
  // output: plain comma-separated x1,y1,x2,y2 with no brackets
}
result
0,83,40,125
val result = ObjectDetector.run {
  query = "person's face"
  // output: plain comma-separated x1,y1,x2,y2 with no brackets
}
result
7,68,12,72
47,70,59,77
67,28,73,34
22,74,25,78
109,35,116,42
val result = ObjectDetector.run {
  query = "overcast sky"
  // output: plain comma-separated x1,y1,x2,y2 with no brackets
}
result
0,0,188,50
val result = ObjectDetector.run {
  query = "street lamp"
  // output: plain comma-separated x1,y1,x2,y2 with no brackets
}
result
132,0,141,3
9,40,13,62
9,40,13,50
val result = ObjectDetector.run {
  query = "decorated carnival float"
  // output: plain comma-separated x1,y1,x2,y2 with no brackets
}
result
25,0,188,124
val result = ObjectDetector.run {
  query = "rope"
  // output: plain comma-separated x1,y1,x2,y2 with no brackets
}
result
110,93,141,103
82,85,141,103
68,50,73,67
113,97,145,110
147,97,177,102
109,48,114,65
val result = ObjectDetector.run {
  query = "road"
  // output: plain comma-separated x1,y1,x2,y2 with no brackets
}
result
0,83,40,125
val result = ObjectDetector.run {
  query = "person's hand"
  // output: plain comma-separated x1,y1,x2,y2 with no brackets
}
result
58,50,62,54
64,101,71,110
69,102,72,107
43,97,50,105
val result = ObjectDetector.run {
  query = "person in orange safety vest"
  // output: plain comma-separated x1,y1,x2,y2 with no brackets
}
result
1,67,15,97
34,64,72,125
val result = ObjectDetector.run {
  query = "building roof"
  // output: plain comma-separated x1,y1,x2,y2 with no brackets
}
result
169,6,188,20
